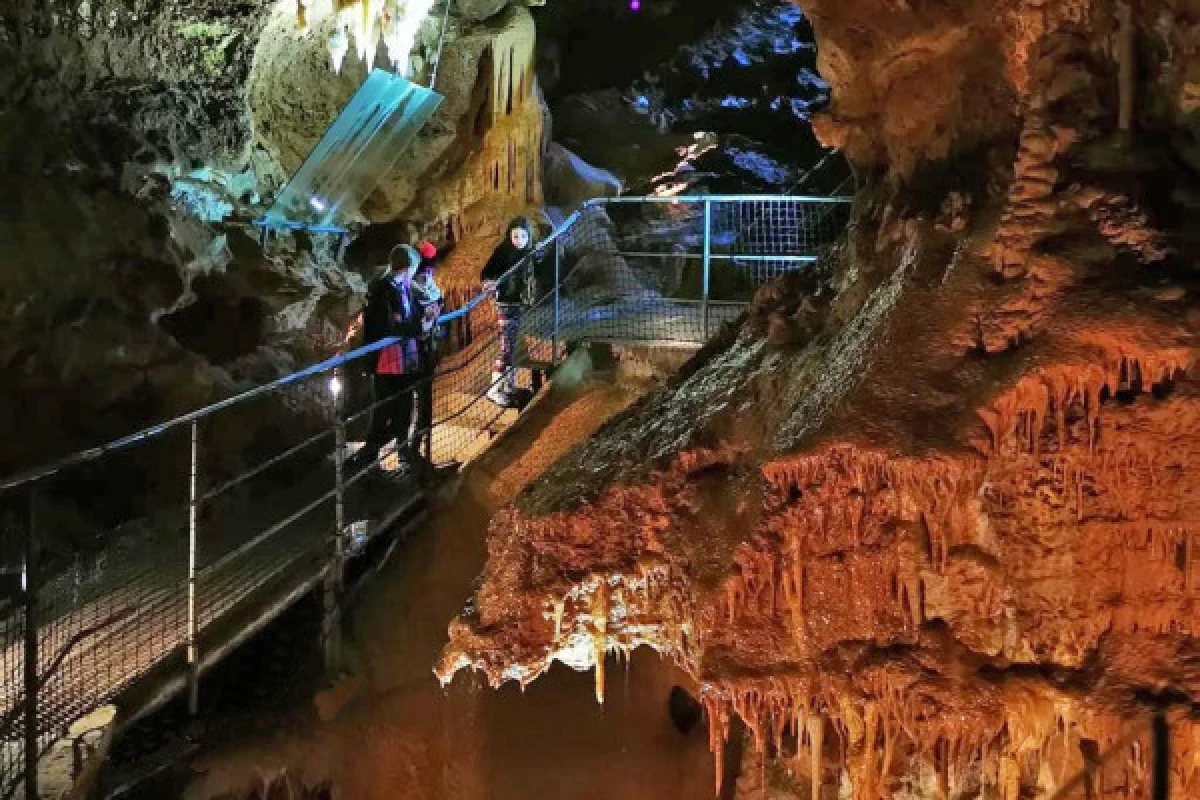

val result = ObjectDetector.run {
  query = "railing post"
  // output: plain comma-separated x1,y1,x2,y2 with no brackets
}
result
552,238,562,365
23,489,38,800
702,198,713,339
324,371,346,672
186,421,199,716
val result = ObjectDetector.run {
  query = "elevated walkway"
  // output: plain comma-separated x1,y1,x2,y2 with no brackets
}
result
0,193,849,798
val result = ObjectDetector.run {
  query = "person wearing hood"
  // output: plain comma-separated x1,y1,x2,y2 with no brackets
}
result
480,217,535,407
354,243,436,472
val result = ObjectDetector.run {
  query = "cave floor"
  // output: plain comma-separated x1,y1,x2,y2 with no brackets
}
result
185,370,717,800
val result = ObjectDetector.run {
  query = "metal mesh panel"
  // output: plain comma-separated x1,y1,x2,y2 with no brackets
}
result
708,197,851,304
1,432,193,798
0,514,26,800
515,196,851,351
0,193,850,796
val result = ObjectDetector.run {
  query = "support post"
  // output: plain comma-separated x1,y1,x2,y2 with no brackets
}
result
324,372,347,672
186,422,199,715
702,198,713,339
552,239,562,365
23,490,38,800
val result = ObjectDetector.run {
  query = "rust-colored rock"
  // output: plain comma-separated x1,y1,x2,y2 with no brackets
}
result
440,1,1200,797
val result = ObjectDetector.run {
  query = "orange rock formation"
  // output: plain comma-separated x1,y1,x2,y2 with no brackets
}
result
440,1,1200,796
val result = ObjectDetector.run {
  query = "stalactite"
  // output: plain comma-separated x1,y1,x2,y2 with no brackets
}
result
702,691,731,796
551,597,565,642
591,581,608,704
978,342,1193,464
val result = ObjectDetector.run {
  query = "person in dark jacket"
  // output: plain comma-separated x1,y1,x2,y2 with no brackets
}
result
355,244,433,471
480,217,534,407
411,241,444,463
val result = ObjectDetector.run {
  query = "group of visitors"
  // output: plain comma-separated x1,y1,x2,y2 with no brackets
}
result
350,217,535,479
348,240,443,478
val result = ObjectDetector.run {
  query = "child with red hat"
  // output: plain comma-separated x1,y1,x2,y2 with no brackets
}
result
411,240,443,465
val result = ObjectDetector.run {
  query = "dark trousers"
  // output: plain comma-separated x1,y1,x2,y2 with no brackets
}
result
365,373,417,459
414,347,437,458
494,303,522,374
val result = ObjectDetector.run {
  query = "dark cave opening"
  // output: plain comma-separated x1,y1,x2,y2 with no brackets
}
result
668,685,704,734
158,277,267,364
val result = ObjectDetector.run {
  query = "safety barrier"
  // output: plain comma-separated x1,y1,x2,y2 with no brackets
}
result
0,194,849,799
525,194,852,353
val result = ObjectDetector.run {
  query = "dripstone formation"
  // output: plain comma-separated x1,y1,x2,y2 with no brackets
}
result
439,1,1200,796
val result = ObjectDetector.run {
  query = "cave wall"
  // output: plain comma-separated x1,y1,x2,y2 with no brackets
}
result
439,1,1200,797
0,0,270,167
0,0,546,471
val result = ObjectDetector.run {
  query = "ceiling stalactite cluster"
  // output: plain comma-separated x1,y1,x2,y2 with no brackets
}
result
289,0,437,74
439,0,1200,796
249,0,544,291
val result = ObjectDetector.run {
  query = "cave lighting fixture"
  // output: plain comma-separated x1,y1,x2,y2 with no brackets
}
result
291,0,438,76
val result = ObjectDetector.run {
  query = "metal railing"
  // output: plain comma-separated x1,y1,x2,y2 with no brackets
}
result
0,193,850,799
525,194,853,355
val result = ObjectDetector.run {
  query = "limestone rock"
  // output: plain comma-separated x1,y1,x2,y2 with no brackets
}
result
457,0,512,22
439,3,1200,798
542,141,622,212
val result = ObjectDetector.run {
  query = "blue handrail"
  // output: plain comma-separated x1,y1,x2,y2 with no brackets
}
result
0,193,851,493
0,211,579,492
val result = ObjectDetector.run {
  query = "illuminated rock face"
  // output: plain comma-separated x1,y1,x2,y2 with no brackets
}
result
249,2,543,291
0,0,541,465
440,1,1200,795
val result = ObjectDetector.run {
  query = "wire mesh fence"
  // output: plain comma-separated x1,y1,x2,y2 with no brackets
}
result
0,193,849,798
512,195,852,354
0,508,28,800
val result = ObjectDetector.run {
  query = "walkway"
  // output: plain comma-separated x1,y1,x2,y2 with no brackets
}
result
0,193,849,799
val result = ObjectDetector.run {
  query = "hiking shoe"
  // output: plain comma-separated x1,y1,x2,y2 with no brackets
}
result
487,385,516,407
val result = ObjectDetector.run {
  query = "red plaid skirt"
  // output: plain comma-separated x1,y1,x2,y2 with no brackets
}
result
376,338,420,375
